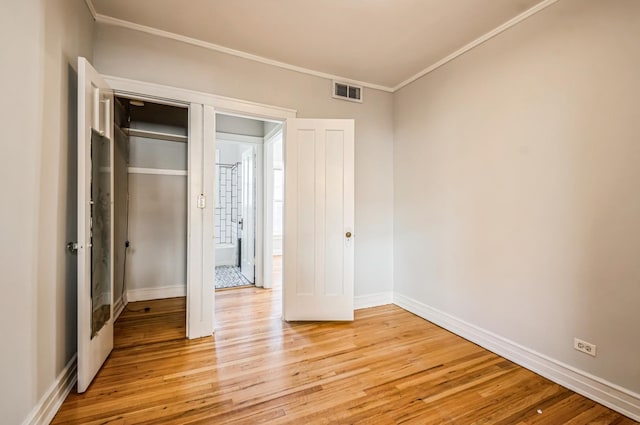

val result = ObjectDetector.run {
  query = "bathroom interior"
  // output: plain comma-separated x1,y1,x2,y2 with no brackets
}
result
214,114,284,290
214,137,254,289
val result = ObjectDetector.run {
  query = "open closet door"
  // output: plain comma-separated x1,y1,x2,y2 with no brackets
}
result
283,119,355,321
77,57,114,393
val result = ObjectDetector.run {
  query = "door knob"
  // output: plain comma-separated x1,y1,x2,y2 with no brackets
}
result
345,231,352,238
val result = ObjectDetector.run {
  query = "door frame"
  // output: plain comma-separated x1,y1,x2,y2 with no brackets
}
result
262,126,284,289
240,145,256,284
103,75,296,337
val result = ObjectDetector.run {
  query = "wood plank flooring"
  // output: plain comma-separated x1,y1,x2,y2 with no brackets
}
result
53,262,636,424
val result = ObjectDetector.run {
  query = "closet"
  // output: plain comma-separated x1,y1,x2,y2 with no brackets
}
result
113,96,189,308
78,60,298,390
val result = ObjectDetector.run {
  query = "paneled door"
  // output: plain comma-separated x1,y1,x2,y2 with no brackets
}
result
76,57,114,392
283,119,355,321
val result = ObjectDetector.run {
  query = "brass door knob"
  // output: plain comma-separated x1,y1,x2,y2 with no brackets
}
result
345,232,352,238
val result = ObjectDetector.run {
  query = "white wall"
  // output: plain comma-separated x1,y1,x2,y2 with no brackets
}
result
93,24,395,297
394,0,640,395
129,137,187,170
217,141,249,165
217,114,265,137
125,123,188,297
0,0,94,423
126,173,187,293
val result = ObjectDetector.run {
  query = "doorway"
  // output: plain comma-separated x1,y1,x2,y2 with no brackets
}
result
214,139,255,289
213,113,284,292
113,95,188,325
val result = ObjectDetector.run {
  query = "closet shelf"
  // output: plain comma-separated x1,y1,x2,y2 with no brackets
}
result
128,167,187,176
122,128,188,143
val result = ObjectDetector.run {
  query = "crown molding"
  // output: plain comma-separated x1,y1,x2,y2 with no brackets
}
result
94,13,395,93
83,0,97,20
89,0,559,93
392,0,560,91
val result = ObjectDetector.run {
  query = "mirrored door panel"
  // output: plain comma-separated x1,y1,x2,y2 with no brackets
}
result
90,129,112,337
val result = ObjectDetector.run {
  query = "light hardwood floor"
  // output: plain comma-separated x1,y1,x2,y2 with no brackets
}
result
53,259,636,424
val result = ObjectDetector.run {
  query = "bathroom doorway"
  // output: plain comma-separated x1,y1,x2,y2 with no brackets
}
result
214,138,256,288
214,113,283,290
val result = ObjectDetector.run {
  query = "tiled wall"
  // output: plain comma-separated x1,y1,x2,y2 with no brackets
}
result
215,163,242,245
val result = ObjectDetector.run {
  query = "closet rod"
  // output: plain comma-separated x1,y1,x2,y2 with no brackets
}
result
216,162,240,168
122,128,188,143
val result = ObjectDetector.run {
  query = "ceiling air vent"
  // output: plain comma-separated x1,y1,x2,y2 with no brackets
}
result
332,81,363,103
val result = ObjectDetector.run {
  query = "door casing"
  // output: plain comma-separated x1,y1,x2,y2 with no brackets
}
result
262,127,284,290
103,75,296,336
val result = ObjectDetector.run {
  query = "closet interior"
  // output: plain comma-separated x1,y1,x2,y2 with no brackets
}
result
113,96,189,311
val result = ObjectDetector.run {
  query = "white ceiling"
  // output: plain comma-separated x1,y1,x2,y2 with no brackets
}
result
90,0,548,90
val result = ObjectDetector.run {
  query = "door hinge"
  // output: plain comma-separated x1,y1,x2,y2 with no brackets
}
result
67,242,79,253
197,194,206,209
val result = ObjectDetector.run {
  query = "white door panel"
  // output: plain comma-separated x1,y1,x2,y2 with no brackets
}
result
77,57,114,393
284,119,354,321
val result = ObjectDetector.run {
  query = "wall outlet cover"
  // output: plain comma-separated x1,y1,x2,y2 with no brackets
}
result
574,337,597,357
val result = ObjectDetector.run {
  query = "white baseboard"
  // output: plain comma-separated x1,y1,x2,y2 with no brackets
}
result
127,284,186,302
393,293,640,422
354,291,394,310
114,295,126,320
22,354,77,425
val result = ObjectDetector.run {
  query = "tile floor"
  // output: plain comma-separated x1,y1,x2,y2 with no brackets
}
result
215,265,253,289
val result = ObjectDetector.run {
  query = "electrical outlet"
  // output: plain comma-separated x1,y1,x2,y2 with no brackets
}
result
574,338,597,357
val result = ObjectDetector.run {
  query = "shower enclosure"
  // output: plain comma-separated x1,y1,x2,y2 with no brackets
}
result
215,161,242,267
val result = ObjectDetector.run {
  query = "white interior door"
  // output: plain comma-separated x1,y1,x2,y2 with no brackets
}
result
241,147,255,283
283,119,355,321
77,57,114,392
